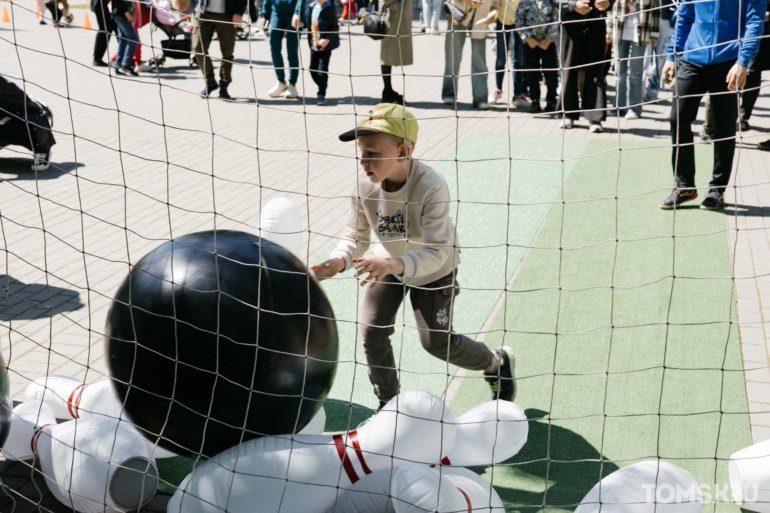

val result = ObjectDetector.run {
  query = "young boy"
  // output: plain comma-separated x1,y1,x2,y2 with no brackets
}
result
308,0,339,106
311,104,516,408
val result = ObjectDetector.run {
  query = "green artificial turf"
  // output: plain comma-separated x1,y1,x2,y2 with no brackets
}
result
448,138,752,513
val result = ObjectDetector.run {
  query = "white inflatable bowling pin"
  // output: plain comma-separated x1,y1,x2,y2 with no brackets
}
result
441,467,505,512
35,416,159,513
729,439,770,513
26,376,177,459
327,465,504,513
298,406,326,435
1,401,56,461
168,390,456,513
260,197,303,257
444,400,528,467
575,461,703,513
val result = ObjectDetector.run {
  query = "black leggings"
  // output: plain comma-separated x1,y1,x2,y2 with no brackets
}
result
310,49,333,96
45,1,63,22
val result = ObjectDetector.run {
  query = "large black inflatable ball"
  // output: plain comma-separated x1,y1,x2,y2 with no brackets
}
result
0,344,11,450
105,231,338,457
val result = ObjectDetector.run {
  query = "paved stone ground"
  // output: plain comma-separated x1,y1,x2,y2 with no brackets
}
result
0,0,769,510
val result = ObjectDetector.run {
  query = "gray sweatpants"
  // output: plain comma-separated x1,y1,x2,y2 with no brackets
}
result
360,271,497,403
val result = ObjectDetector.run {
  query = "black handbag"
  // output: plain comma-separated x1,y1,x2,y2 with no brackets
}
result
364,1,388,39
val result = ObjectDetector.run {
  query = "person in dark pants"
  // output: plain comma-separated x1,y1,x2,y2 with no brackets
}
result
659,0,764,210
308,0,339,105
194,0,246,99
517,0,559,112
91,0,117,67
556,0,613,132
0,77,56,171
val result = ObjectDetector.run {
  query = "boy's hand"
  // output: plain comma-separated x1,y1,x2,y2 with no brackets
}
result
310,257,345,280
573,0,591,14
353,257,405,288
526,36,539,49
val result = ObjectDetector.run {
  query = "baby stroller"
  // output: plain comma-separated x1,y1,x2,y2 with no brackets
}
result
148,0,197,68
0,76,55,171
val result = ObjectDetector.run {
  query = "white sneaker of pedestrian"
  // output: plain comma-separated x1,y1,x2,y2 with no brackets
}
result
251,25,266,39
137,62,154,73
624,110,640,120
31,151,51,171
589,122,603,133
558,118,574,129
268,81,288,98
511,95,531,109
489,89,503,104
283,83,298,99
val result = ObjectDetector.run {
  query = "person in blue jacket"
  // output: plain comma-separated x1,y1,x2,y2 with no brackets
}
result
659,0,765,210
259,0,304,99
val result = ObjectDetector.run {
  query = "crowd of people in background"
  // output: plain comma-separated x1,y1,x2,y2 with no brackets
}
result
23,0,770,208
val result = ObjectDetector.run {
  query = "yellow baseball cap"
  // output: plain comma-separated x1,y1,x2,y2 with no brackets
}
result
339,103,419,145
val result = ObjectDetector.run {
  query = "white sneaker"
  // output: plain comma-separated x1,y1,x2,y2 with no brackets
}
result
283,83,298,99
137,62,154,73
31,151,51,171
624,110,640,120
558,118,574,129
268,81,288,98
250,25,267,39
489,88,502,104
589,122,603,133
511,95,531,109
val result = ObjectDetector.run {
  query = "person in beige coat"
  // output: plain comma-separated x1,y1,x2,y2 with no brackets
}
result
380,0,413,103
441,0,499,109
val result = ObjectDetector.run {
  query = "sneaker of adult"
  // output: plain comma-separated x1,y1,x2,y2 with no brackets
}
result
31,151,51,172
739,119,750,132
482,346,516,402
474,101,490,110
511,95,531,109
659,189,698,209
137,62,154,73
268,80,288,98
382,88,404,104
120,66,139,76
93,59,109,67
699,129,714,143
219,86,232,100
40,19,47,25
558,118,574,129
758,138,770,151
589,122,603,133
442,96,455,105
489,88,502,104
284,83,298,99
200,81,219,97
700,190,725,210
624,110,640,120
317,94,326,106
528,101,542,114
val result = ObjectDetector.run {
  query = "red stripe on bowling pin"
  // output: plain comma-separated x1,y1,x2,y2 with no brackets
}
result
31,424,51,457
457,487,472,513
67,384,88,419
333,434,360,484
347,430,373,476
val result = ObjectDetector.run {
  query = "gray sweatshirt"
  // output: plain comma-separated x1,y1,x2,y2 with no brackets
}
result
331,159,461,287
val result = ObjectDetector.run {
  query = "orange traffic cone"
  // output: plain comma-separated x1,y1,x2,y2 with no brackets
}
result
2,6,10,23
35,8,40,19
83,11,91,29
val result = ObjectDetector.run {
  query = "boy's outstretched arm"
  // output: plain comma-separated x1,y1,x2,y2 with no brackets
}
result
310,257,346,280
